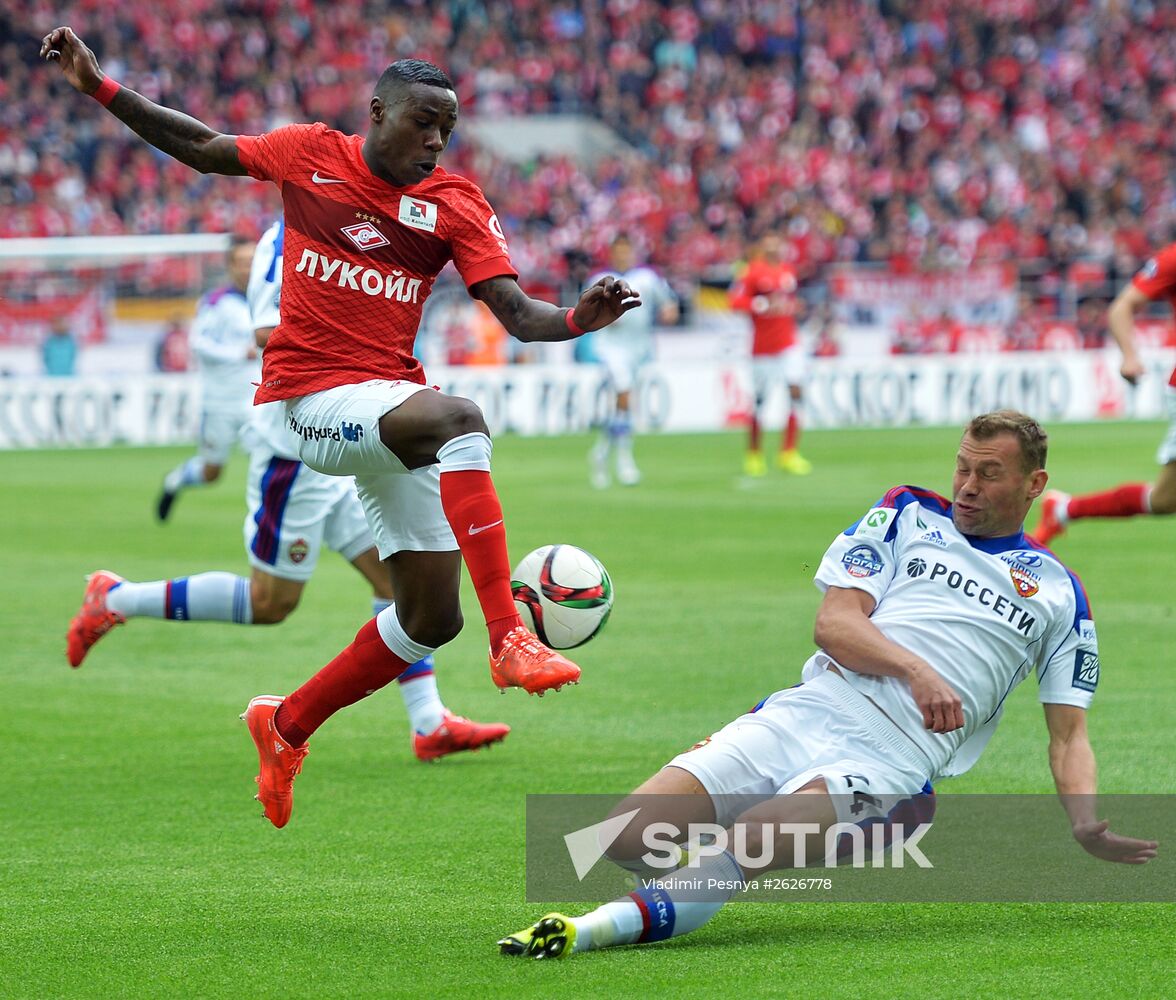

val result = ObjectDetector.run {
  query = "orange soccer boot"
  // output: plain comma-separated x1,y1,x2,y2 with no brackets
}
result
413,710,511,761
240,696,309,829
66,570,126,667
489,626,581,695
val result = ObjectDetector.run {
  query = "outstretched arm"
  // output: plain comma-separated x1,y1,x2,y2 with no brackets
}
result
40,26,245,176
1105,283,1149,385
813,586,964,734
472,274,641,343
1044,702,1158,864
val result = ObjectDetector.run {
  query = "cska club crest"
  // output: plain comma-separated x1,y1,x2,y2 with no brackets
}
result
289,538,309,564
1009,565,1039,598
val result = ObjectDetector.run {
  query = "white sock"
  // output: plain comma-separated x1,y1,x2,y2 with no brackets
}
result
571,850,745,952
436,431,492,472
105,574,252,623
374,604,437,661
164,455,206,492
374,607,444,730
398,664,445,734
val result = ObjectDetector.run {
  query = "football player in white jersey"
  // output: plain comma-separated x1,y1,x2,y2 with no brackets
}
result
156,237,259,521
68,221,510,761
584,234,678,488
501,410,1157,959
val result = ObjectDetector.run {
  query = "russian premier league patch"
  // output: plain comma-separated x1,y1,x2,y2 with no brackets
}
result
842,544,884,578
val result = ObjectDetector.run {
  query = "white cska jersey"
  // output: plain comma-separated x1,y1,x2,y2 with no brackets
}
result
808,485,1098,780
190,282,260,412
245,219,302,460
586,264,675,358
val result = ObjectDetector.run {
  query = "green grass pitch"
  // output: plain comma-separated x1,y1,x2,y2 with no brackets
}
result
1,422,1171,998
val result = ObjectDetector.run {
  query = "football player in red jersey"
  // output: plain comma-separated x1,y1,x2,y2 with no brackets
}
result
1031,245,1176,546
43,26,640,828
728,233,811,477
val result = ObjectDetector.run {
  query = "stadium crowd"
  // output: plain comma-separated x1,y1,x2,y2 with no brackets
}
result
5,0,1176,328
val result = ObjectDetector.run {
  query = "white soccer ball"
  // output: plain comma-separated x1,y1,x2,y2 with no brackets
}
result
511,544,614,650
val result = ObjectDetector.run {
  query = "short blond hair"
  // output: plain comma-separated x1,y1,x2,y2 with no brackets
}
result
964,410,1048,473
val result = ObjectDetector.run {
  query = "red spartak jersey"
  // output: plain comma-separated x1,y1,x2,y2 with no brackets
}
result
236,123,517,402
1131,241,1176,386
728,258,799,356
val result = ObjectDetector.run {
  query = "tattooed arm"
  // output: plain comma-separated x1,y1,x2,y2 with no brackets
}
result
40,26,245,176
472,275,641,343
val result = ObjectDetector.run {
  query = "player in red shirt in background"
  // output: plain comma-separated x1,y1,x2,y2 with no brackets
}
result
728,233,811,477
1032,244,1176,545
44,26,639,828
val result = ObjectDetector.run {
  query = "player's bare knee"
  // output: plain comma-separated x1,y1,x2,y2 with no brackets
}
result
399,605,463,648
440,396,489,441
1149,483,1176,514
252,593,299,624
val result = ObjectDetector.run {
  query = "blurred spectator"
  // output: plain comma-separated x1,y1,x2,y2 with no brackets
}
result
1004,291,1047,352
155,316,189,372
41,317,77,375
8,1,1176,326
810,305,841,358
1076,297,1109,350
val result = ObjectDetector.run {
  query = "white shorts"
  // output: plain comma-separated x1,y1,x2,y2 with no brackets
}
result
286,380,457,558
1157,385,1176,465
667,671,932,828
594,337,650,395
752,344,807,400
198,406,248,465
243,449,372,581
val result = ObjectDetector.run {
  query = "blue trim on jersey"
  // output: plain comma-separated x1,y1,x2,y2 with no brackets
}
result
166,578,190,621
958,529,1028,555
1023,535,1094,624
1065,567,1093,625
251,457,301,565
398,655,436,682
630,886,676,943
265,218,285,282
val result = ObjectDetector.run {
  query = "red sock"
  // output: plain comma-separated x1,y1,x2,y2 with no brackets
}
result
275,618,408,746
439,469,522,653
748,415,761,452
1068,483,1151,521
784,411,800,452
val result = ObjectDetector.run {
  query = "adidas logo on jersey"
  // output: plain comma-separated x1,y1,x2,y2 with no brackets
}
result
920,529,948,548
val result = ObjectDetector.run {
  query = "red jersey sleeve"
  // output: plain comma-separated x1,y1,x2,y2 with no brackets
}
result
1132,243,1176,300
235,123,323,185
446,185,518,289
728,263,754,312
